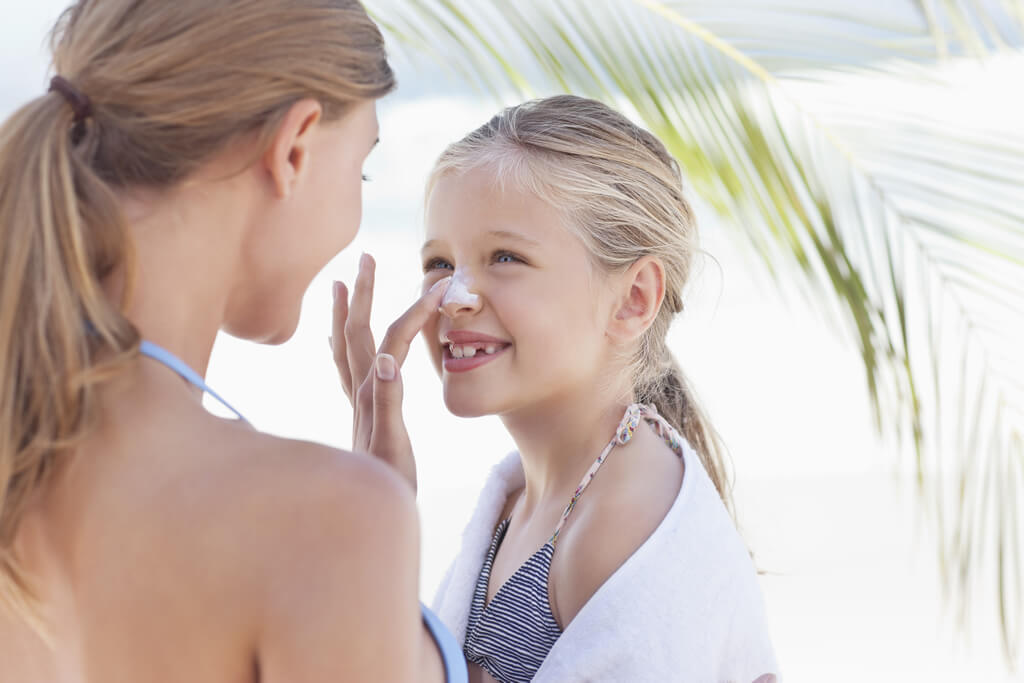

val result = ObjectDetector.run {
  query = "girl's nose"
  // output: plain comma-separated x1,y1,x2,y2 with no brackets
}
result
439,268,481,318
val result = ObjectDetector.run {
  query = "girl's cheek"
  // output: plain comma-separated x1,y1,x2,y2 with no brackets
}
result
420,317,443,367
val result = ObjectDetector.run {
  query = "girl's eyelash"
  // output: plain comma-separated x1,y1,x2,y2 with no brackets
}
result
493,250,525,264
361,174,372,182
422,251,526,273
423,257,454,273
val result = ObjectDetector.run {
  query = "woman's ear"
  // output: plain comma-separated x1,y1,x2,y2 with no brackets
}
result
607,256,666,343
262,98,323,199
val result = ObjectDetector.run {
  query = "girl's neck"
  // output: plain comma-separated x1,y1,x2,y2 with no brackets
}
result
500,386,632,517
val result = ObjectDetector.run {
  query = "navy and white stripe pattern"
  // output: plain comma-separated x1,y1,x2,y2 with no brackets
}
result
463,519,563,683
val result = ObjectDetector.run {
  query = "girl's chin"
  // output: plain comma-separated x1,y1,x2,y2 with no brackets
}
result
443,403,491,419
442,389,498,419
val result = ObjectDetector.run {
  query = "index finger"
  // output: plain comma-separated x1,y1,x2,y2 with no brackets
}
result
377,276,451,367
346,253,378,388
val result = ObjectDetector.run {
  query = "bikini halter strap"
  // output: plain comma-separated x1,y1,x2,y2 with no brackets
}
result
139,340,249,424
549,403,684,545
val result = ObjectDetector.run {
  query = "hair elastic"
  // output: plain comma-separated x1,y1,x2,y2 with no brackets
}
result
49,75,93,123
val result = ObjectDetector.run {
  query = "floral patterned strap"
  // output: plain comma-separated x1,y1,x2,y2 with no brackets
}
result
636,404,686,458
549,403,683,545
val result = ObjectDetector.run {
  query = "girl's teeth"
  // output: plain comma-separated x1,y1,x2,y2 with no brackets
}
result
447,342,502,359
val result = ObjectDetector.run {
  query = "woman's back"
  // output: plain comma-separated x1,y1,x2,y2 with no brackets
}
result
0,2,458,680
0,362,435,682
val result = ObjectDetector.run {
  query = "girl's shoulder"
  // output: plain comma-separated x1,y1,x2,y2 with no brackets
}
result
542,432,776,679
550,419,763,614
548,422,686,626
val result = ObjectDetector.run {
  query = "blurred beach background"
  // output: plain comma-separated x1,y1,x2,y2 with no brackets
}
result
3,2,1023,680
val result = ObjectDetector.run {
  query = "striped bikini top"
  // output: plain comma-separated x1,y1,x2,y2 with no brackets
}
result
463,403,686,683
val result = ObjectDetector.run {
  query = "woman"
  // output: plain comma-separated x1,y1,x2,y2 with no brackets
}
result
0,1,462,681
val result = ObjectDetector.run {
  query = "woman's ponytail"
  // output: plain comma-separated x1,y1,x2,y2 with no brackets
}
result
0,90,138,619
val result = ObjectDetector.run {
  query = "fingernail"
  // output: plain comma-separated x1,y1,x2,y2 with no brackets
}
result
360,252,370,270
332,281,342,301
429,276,452,294
376,353,396,381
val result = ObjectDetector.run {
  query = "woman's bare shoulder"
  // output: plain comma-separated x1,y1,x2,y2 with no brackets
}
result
131,427,417,583
156,429,424,679
213,429,414,505
176,428,419,570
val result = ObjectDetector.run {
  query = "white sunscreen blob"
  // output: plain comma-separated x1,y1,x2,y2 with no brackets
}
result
441,268,480,307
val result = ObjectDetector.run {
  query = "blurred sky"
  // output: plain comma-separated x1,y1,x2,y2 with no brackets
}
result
2,2,1021,680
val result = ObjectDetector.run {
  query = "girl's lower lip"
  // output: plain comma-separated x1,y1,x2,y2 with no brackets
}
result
442,345,509,373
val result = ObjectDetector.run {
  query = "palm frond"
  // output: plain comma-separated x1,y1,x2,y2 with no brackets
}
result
916,0,1024,56
367,0,1024,665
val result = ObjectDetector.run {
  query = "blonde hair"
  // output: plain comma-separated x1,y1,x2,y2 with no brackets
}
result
0,0,394,618
427,95,733,514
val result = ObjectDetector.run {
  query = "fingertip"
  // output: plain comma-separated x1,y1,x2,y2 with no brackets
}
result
375,353,397,381
429,276,452,295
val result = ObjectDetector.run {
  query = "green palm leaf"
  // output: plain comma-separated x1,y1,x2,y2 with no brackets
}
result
367,0,1024,665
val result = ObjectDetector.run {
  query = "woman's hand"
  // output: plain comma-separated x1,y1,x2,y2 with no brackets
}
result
331,253,449,492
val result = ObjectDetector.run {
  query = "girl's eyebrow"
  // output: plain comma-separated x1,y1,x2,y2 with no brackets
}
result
421,230,541,254
487,229,541,246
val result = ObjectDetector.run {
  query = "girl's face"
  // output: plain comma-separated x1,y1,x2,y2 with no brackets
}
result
421,166,617,418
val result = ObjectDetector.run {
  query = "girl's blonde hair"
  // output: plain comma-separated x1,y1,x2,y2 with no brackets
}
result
0,0,394,619
427,95,733,513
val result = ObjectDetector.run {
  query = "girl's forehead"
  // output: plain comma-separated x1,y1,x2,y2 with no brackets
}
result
424,170,570,246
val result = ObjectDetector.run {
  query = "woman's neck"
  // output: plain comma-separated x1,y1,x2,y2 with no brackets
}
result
500,383,633,518
110,179,248,379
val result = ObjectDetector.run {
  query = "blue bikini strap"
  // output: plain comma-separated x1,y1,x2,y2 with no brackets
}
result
421,603,468,683
139,341,248,423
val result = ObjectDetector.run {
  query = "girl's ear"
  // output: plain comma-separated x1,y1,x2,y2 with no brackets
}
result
262,98,323,199
607,256,666,343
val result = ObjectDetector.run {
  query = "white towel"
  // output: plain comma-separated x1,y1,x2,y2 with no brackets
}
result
432,441,778,683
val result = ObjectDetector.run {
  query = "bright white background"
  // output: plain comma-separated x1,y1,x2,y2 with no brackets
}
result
2,3,1019,680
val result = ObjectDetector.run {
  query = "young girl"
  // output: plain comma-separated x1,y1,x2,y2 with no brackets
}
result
337,95,777,682
0,1,464,681
427,94,777,682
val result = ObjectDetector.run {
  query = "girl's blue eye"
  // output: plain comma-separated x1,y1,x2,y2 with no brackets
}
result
423,257,454,273
494,251,523,264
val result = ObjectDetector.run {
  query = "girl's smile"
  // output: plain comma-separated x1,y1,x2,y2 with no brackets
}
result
440,329,512,373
